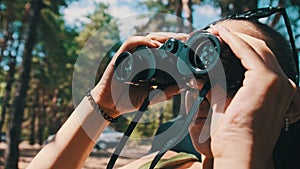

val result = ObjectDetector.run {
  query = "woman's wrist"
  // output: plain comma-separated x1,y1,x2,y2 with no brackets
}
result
213,141,271,169
211,129,254,169
90,88,120,120
214,156,251,169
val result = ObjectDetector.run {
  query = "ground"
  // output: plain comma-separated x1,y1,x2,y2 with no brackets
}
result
0,142,150,169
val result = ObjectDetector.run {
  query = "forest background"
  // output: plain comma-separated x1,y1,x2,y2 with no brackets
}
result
0,0,299,168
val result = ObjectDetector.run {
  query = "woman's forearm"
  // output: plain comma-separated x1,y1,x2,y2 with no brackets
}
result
27,94,109,169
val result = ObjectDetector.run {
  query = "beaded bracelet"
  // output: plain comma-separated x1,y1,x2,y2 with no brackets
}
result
86,89,118,123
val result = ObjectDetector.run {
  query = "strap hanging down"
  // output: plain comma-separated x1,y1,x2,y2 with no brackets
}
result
106,81,211,169
149,81,211,169
106,96,150,169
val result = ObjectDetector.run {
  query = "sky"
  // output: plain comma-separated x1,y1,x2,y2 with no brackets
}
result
62,0,221,30
63,0,140,26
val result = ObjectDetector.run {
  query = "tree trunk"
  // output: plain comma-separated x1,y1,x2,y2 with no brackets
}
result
175,0,183,32
37,89,45,145
0,1,16,134
175,0,193,33
172,94,181,118
183,0,193,32
29,86,40,145
0,54,16,139
5,0,43,168
47,88,60,136
0,2,27,137
29,107,37,145
159,107,164,126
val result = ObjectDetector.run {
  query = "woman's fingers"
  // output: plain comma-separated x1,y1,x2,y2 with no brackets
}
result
213,25,266,72
123,36,161,50
214,25,296,89
233,32,286,77
147,32,190,42
116,32,190,58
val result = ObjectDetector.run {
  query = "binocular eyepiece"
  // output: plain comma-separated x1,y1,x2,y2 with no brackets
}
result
114,31,244,89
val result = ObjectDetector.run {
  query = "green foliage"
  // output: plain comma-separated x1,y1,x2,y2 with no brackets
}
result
76,3,118,47
139,0,174,13
0,0,80,148
0,0,298,159
73,2,120,105
26,0,79,137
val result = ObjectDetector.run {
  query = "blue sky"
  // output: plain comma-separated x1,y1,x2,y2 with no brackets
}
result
62,0,221,30
62,0,299,46
63,0,138,25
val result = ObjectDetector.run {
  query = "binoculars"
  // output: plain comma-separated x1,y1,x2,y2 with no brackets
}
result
114,31,244,89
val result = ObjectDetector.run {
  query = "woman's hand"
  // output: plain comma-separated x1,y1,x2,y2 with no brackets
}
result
210,25,297,168
92,32,190,118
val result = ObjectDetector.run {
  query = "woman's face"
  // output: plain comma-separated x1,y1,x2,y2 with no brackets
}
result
187,20,255,158
186,83,232,158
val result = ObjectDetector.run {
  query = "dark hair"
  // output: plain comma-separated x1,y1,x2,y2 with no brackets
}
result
253,20,298,84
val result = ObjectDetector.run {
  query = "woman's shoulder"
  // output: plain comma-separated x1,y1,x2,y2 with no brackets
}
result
119,151,202,169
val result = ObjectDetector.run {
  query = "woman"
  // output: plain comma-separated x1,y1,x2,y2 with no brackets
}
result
187,20,300,169
28,12,299,169
119,19,300,169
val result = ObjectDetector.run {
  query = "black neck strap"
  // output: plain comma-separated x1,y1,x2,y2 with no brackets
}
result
106,81,211,169
106,96,150,169
149,81,211,168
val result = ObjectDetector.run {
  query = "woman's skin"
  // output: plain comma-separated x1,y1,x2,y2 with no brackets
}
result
187,22,299,169
28,21,299,169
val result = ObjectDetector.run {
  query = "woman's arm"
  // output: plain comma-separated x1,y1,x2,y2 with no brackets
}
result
27,91,109,169
28,32,190,168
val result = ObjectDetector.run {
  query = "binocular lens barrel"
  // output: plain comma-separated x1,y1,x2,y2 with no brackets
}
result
187,36,220,75
114,32,221,85
114,46,156,83
114,52,133,81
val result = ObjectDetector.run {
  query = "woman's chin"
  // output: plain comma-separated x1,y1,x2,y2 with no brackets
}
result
195,139,213,158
